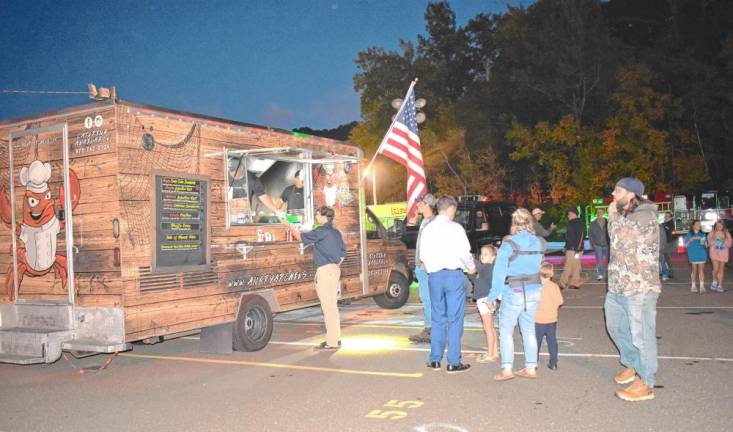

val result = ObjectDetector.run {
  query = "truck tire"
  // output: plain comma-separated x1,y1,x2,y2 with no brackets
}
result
373,271,410,309
233,295,273,352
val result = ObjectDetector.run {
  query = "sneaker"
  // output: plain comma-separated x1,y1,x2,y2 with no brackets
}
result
615,378,655,402
690,285,698,293
446,363,471,374
699,285,707,293
597,274,604,281
548,362,558,370
614,367,637,384
714,284,725,292
426,361,441,371
408,328,431,344
661,275,669,281
315,341,341,350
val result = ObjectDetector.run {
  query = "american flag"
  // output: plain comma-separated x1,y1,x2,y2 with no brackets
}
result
377,84,426,219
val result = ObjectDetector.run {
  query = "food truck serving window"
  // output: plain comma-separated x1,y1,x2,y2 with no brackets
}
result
225,147,358,228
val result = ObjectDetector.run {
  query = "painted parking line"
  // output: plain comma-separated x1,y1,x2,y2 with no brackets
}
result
119,353,423,378
562,306,733,309
276,321,487,331
266,341,733,362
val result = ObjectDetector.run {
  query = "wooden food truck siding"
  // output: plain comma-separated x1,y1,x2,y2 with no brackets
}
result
0,100,409,363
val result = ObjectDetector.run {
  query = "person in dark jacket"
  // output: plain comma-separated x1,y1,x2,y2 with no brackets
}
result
559,208,584,289
589,208,609,280
287,206,346,350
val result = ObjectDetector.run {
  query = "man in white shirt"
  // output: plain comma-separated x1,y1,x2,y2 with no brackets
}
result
418,195,476,373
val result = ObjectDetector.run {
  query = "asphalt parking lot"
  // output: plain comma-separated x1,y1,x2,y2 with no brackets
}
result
1,258,732,432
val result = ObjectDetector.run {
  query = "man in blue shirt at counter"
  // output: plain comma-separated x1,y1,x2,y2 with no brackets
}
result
419,195,476,373
287,206,346,350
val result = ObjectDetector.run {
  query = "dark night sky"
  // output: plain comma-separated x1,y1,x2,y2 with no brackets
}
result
0,0,524,130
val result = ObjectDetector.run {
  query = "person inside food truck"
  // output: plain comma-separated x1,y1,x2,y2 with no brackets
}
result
228,160,279,215
278,169,304,211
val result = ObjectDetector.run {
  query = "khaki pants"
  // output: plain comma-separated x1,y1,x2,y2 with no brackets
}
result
316,264,341,346
560,250,583,288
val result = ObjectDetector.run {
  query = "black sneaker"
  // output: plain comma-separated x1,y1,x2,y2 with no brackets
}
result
446,363,471,374
427,361,441,371
315,341,341,350
548,363,558,370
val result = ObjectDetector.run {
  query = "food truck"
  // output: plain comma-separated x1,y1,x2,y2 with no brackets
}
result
0,99,411,364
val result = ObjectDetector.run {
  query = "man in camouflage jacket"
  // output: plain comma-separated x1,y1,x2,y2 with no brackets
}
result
605,177,661,402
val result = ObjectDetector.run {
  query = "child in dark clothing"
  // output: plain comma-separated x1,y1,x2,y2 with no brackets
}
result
474,244,498,363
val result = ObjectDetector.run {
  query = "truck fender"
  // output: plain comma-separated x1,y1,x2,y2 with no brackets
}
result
235,289,282,319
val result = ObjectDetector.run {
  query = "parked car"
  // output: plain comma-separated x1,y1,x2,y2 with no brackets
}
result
399,196,516,256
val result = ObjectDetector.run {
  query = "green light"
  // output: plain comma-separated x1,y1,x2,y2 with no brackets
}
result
292,131,310,138
592,198,603,204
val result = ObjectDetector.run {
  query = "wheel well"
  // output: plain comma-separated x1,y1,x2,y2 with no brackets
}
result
236,290,281,320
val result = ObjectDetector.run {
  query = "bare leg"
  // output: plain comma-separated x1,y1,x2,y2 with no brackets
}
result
697,263,706,292
480,312,498,359
690,264,698,291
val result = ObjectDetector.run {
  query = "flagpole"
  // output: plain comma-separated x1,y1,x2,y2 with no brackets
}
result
361,77,419,181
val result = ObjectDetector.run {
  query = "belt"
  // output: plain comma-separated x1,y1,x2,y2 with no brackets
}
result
432,268,462,273
505,273,541,311
506,273,541,290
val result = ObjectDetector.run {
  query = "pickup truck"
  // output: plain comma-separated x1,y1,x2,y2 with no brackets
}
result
398,198,517,265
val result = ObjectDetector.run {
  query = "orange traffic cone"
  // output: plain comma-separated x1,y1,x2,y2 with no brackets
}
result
677,236,686,254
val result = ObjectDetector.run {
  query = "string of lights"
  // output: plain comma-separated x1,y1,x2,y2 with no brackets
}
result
1,89,87,95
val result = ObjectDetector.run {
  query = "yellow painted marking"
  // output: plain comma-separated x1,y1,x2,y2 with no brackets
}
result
277,321,484,332
120,353,423,378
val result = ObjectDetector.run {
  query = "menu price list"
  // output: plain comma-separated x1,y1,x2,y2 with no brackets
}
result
155,175,207,269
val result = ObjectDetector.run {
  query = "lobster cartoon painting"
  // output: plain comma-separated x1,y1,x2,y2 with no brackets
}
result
0,160,80,301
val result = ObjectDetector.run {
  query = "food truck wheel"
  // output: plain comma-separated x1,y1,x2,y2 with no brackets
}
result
233,295,274,351
373,271,410,309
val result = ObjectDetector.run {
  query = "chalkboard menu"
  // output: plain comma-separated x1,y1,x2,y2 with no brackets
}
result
154,175,208,270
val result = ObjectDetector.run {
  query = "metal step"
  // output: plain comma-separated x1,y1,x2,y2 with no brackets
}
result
12,302,73,330
0,353,46,365
0,327,73,364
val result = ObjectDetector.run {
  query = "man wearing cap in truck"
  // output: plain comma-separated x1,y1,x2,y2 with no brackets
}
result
279,170,305,211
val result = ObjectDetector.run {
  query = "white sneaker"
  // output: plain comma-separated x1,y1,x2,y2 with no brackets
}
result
691,284,698,293
711,281,718,290
597,275,604,281
699,284,707,293
662,275,669,281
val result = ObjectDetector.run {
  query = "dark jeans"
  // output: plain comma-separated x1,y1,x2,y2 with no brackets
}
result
535,322,558,367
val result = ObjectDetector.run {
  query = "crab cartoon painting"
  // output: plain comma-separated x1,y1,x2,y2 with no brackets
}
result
0,160,81,301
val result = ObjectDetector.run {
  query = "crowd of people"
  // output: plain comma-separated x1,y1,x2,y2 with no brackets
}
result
292,176,730,404
407,176,666,402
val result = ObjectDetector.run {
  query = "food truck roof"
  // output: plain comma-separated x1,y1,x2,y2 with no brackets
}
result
0,98,354,149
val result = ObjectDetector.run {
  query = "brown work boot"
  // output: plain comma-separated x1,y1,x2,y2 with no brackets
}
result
408,327,431,344
614,367,636,385
615,377,655,402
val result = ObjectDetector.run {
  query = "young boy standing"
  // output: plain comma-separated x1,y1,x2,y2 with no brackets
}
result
536,262,564,369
